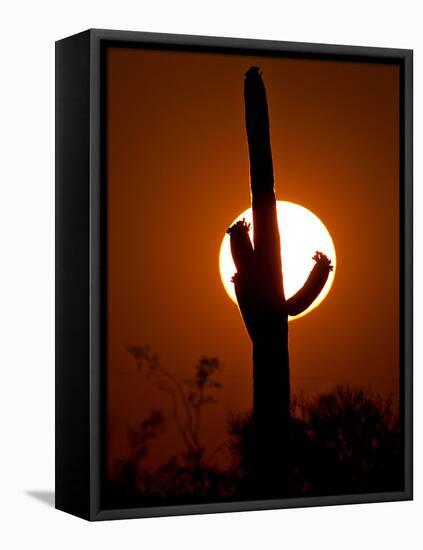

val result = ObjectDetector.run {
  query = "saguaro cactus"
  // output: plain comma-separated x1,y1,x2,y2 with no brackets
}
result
228,67,333,446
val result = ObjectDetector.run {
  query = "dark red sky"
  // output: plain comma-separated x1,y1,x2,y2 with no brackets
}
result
106,47,400,469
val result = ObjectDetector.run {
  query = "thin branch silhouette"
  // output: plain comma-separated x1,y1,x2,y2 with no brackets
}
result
127,345,223,466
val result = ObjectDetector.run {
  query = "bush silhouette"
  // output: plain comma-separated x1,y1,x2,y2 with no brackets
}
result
227,385,402,499
107,349,402,508
306,386,402,495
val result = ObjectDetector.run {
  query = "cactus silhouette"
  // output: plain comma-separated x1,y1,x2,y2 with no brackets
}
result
227,68,333,463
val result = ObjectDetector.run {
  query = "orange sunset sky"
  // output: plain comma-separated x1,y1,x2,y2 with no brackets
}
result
106,46,400,470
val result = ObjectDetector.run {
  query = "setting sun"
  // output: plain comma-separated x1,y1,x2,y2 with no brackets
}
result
219,201,336,320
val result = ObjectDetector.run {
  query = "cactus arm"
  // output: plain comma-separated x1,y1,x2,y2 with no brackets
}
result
227,219,257,339
232,272,258,340
244,67,285,307
286,252,333,316
227,219,254,275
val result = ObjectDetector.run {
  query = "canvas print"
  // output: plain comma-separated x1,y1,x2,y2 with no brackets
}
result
104,46,403,508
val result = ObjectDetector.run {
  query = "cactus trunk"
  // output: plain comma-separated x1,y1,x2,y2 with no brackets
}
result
244,67,291,430
227,68,333,482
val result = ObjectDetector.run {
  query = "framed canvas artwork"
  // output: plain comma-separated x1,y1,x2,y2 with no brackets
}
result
55,29,413,520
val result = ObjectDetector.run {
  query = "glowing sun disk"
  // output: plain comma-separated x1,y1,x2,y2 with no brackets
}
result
219,201,336,320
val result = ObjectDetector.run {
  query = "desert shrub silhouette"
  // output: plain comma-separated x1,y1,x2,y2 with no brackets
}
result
227,385,402,499
106,346,402,507
106,348,234,508
306,386,402,495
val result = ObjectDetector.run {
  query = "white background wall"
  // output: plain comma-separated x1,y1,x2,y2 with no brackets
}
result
0,1,421,548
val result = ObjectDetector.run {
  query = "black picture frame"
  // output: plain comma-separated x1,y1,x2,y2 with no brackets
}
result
55,28,413,521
